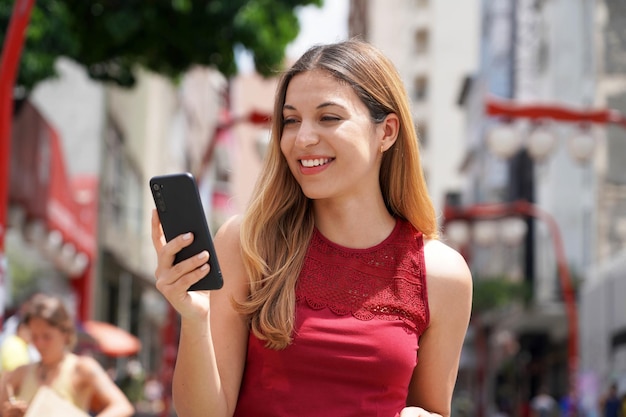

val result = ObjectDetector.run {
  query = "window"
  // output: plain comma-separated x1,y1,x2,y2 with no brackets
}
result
102,117,142,235
414,76,428,101
414,29,429,54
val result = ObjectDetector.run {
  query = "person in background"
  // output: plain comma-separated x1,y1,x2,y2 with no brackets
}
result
599,383,621,417
0,293,134,417
152,38,473,417
0,318,31,374
559,389,580,417
141,373,164,414
0,294,42,369
530,385,559,417
117,358,145,406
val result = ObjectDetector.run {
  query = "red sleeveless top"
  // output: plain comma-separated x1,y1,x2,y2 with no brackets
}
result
233,219,429,417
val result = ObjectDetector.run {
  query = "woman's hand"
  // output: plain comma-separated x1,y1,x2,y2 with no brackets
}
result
2,399,28,417
397,407,442,417
151,209,212,319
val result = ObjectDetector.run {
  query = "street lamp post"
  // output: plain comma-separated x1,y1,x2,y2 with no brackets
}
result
444,199,579,414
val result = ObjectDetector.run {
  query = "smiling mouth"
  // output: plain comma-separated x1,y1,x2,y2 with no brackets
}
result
300,158,333,167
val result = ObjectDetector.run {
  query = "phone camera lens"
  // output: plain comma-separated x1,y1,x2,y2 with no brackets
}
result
152,183,160,191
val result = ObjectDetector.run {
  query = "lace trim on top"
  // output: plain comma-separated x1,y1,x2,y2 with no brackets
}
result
296,219,429,334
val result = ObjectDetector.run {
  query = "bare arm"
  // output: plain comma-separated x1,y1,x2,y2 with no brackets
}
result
151,212,249,417
78,356,134,417
0,367,28,417
402,240,473,417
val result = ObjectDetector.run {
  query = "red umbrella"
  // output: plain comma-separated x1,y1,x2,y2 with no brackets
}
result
82,320,141,357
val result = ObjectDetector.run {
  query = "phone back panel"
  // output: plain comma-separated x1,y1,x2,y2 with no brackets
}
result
150,173,223,291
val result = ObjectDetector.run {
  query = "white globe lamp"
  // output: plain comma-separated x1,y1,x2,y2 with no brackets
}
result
487,124,522,159
527,125,558,161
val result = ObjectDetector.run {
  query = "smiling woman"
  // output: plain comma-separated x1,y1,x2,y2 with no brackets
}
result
150,39,472,417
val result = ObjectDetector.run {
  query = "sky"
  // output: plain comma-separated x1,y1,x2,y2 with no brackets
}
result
286,0,350,59
236,0,349,73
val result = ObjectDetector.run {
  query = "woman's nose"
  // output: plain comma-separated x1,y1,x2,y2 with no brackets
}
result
294,121,319,147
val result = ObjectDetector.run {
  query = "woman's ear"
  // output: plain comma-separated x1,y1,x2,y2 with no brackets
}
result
379,113,399,152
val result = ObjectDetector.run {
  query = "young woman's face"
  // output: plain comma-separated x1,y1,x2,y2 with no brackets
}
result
280,69,386,202
28,317,69,361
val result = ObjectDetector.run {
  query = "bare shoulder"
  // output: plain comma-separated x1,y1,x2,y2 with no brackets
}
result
75,355,104,377
423,238,471,284
213,214,244,268
214,214,242,246
423,239,473,320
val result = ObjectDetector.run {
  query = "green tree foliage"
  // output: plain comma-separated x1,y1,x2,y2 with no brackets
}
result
472,277,530,313
0,0,322,91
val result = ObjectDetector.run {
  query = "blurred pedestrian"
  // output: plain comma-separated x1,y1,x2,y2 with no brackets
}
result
118,358,145,406
0,294,41,369
152,38,473,417
530,385,559,417
599,383,621,417
0,293,134,417
559,390,580,417
0,318,31,374
142,373,164,414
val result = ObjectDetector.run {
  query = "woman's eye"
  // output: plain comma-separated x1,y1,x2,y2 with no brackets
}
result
321,115,341,122
283,117,298,125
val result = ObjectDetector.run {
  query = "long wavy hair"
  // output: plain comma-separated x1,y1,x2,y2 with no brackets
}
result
238,39,438,349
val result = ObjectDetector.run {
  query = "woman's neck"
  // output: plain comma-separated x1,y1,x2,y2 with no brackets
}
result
313,197,396,249
38,353,66,383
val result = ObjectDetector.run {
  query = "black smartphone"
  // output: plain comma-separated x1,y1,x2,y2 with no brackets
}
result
150,172,223,291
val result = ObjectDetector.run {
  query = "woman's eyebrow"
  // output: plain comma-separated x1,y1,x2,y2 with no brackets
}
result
283,101,346,111
317,101,346,110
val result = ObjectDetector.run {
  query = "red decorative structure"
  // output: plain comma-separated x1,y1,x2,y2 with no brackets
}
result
486,95,626,128
0,0,36,324
444,199,579,413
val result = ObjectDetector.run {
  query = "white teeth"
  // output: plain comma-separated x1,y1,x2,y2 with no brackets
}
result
301,158,330,167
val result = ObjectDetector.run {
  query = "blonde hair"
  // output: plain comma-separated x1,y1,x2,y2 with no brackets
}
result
238,39,437,349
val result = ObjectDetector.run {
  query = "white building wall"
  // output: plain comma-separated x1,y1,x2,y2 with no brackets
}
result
428,1,481,216
581,252,626,404
230,72,277,212
366,0,481,219
31,58,104,177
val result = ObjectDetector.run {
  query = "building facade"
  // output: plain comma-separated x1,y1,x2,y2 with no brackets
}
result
579,0,626,407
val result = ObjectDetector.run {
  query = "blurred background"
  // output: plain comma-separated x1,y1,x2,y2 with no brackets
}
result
1,0,625,416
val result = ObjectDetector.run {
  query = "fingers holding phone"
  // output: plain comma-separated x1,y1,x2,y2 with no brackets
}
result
151,225,213,318
154,232,205,285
